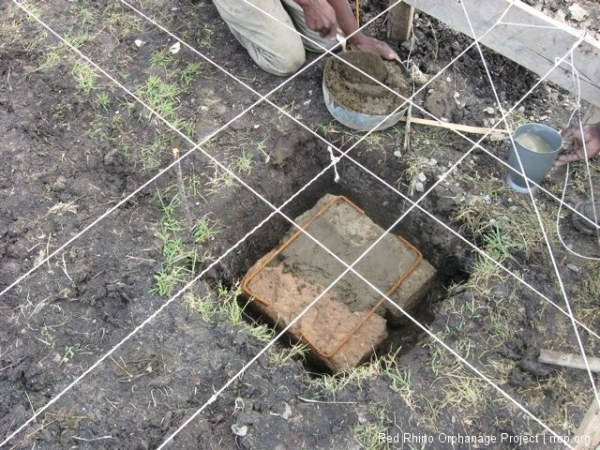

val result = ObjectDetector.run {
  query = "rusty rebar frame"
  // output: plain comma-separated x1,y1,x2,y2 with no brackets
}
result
242,196,423,359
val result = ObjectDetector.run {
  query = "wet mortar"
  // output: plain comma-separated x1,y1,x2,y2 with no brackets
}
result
324,50,412,116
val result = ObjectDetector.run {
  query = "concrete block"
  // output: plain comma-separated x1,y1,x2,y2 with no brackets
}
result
243,195,436,371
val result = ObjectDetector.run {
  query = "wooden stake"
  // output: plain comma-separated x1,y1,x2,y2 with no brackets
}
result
399,116,510,137
573,400,600,450
538,349,600,373
387,1,414,43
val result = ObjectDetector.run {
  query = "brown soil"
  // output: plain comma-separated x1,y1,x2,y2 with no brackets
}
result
324,50,412,115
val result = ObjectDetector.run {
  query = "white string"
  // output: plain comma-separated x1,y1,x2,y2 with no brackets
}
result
156,146,578,450
153,3,595,449
197,0,600,335
556,53,600,261
120,0,600,341
235,0,597,227
1,0,356,301
3,1,596,447
327,145,341,182
3,2,492,445
459,0,600,408
1,0,412,301
120,0,600,277
5,0,587,308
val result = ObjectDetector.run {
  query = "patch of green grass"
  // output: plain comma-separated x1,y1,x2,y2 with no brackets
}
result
307,352,392,394
217,283,246,327
439,368,489,413
315,122,341,138
182,290,218,322
180,62,204,85
174,119,196,140
151,191,201,298
270,343,309,366
235,151,253,175
400,152,437,196
198,27,215,49
572,261,600,326
59,344,81,366
193,215,221,244
207,163,239,194
247,323,276,343
138,76,181,121
483,225,524,265
72,61,99,95
353,405,391,450
94,91,111,110
569,161,600,194
385,365,415,409
103,4,142,39
152,267,188,298
140,136,170,172
151,49,176,69
465,255,505,296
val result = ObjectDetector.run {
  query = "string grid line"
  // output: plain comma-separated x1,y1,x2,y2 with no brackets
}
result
122,0,600,346
2,0,597,448
459,0,600,408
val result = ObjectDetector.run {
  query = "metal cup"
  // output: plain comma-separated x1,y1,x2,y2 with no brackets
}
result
506,123,563,194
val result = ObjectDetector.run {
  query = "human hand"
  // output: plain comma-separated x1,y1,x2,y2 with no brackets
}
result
295,0,340,39
350,35,398,60
556,122,600,166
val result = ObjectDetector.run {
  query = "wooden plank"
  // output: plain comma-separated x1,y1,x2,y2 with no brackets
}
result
387,1,415,43
573,400,600,450
538,349,600,372
400,116,510,136
401,0,600,107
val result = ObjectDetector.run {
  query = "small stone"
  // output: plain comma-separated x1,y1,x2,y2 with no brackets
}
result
414,181,424,193
418,172,427,182
483,107,495,115
393,150,402,158
282,403,292,420
232,424,248,437
567,264,579,273
568,4,587,22
428,158,438,166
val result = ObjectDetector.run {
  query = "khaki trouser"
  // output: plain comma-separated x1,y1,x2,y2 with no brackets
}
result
212,0,335,76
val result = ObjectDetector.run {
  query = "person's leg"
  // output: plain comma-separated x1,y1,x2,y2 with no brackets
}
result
212,0,305,76
280,0,336,53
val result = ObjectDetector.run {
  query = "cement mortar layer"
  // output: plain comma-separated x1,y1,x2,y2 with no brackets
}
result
324,51,412,116
248,262,388,372
284,195,434,319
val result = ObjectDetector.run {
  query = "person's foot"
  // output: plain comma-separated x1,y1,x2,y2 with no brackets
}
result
573,200,600,234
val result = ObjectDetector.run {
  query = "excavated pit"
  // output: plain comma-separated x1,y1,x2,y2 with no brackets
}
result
214,142,469,373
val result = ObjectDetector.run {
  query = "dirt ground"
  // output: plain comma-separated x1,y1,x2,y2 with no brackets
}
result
1,0,599,449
